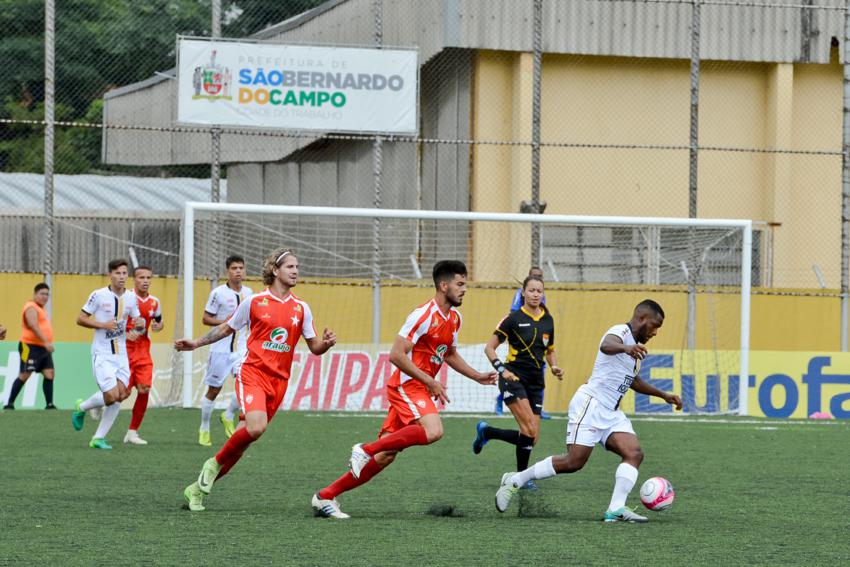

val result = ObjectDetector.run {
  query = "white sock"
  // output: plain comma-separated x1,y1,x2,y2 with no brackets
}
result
94,402,120,439
224,394,240,420
200,397,214,431
80,392,105,411
511,456,557,487
608,463,639,511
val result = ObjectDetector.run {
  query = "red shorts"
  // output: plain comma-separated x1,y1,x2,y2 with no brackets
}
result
127,357,153,389
379,381,439,436
235,365,289,421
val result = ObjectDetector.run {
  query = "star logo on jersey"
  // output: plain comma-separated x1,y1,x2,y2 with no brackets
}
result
291,315,300,326
430,344,448,365
262,327,291,352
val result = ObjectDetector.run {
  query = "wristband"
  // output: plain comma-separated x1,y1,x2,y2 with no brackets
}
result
490,358,506,376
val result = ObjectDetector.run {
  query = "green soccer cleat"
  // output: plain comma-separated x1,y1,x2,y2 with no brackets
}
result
71,399,86,431
183,482,205,512
604,506,648,523
198,429,212,447
197,457,222,495
89,438,113,450
220,413,236,439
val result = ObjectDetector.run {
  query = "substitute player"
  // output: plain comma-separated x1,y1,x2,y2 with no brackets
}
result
4,283,56,410
198,255,253,446
71,259,143,449
494,299,682,522
474,274,563,487
311,260,497,519
178,248,336,512
123,266,163,445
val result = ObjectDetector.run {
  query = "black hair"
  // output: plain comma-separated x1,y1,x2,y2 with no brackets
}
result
522,274,544,290
108,258,128,272
635,299,665,319
34,282,49,293
432,260,467,288
226,255,245,268
133,265,153,275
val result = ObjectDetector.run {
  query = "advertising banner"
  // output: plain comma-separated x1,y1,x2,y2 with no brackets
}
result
177,38,418,134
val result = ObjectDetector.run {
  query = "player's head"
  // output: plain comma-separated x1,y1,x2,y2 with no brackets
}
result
33,282,50,306
263,248,298,289
528,266,544,279
225,255,245,284
521,275,544,308
631,299,665,343
133,266,153,294
433,260,468,307
107,258,129,289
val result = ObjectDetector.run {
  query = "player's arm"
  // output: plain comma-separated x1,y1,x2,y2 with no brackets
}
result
484,332,519,382
24,307,54,352
150,301,164,332
600,334,647,360
202,312,226,326
305,328,336,355
631,376,682,410
545,348,563,380
445,347,497,385
389,336,451,404
76,310,117,331
175,322,234,351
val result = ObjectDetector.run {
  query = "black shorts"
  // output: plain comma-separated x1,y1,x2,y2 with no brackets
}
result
19,343,54,374
499,377,544,415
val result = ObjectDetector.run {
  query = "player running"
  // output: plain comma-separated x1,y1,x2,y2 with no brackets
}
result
198,255,253,446
474,274,563,488
178,248,336,512
311,260,497,519
123,266,163,445
494,299,682,522
72,259,144,449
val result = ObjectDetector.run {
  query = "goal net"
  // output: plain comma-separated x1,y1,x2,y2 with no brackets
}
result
163,204,753,415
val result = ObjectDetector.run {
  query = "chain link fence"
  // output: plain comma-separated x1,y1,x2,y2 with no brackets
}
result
1,0,848,352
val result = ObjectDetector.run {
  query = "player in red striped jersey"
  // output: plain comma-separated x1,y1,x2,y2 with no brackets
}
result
311,260,497,519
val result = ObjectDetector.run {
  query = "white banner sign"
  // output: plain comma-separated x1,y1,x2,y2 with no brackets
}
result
177,38,418,134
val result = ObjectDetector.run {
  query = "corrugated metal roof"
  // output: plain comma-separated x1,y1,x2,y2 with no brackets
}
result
0,173,227,211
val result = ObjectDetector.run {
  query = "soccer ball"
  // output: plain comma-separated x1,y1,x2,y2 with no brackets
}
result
639,476,675,511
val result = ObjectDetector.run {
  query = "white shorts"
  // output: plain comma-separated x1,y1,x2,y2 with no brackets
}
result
566,390,636,448
92,354,131,392
203,352,243,388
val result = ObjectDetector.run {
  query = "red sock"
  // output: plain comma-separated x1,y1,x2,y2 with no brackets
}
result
362,424,429,455
129,391,149,431
318,458,385,500
214,427,256,480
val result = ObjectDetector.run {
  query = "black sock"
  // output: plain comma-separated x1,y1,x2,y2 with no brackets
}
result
43,378,54,406
6,378,25,406
483,426,520,445
516,434,535,472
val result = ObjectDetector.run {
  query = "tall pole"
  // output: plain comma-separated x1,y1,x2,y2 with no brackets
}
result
44,0,55,317
530,0,543,266
210,0,222,286
687,0,701,350
371,0,383,344
841,0,850,351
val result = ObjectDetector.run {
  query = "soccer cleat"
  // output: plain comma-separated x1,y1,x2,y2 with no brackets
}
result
604,506,649,523
198,429,212,447
71,399,85,431
348,443,371,479
184,482,205,512
89,438,113,450
220,412,236,439
124,430,148,445
495,472,519,513
522,480,539,491
197,457,221,495
45,404,57,410
472,420,490,455
2,404,13,410
311,493,350,519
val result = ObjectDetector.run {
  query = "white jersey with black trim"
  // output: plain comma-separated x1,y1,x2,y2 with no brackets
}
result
579,323,641,410
204,284,253,354
81,286,141,356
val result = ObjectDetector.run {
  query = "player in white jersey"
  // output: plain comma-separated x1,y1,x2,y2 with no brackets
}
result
71,259,144,450
198,255,253,446
495,299,682,522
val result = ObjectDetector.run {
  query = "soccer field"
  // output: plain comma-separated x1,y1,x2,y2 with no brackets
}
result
2,410,847,566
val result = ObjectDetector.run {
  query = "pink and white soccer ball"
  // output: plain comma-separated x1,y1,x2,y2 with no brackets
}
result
639,476,675,511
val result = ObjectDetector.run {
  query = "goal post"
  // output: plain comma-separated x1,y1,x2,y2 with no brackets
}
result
175,202,752,415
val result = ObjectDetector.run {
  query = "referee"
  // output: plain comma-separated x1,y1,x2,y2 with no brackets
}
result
474,274,563,489
4,283,56,410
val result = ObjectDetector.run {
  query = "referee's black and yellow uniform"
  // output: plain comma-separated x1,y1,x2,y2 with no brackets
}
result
495,306,555,415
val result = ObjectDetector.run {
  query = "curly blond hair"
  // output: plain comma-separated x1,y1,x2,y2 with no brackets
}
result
262,247,296,285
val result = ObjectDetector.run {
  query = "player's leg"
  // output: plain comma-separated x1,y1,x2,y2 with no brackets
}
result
199,353,226,446
125,361,152,445
219,356,242,438
601,429,647,522
473,378,525,454
42,367,56,409
72,355,112,433
506,397,539,485
494,392,504,415
5,343,34,409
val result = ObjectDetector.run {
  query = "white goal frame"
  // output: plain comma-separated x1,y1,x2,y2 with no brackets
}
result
181,202,753,414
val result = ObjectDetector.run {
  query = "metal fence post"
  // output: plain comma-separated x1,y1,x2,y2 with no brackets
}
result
687,0,702,350
531,0,543,266
371,0,384,345
841,0,850,351
44,0,55,317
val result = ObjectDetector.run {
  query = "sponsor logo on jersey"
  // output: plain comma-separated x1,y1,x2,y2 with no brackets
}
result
294,304,302,312
430,344,448,365
518,323,530,327
262,327,291,352
246,394,254,404
417,400,426,408
259,297,269,306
